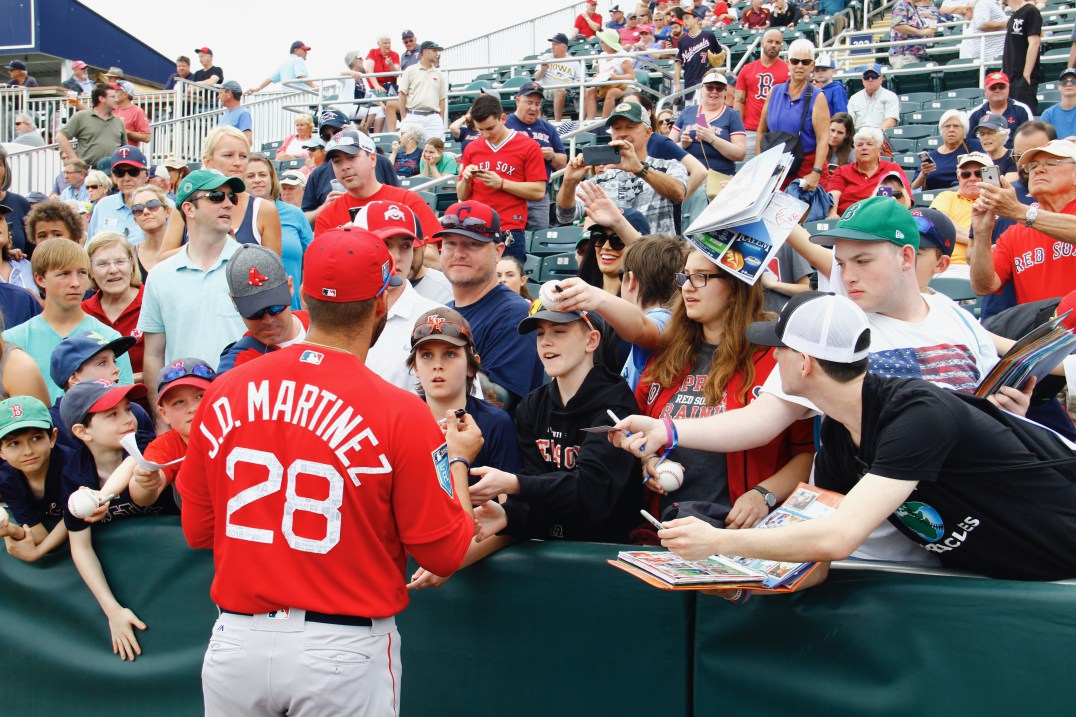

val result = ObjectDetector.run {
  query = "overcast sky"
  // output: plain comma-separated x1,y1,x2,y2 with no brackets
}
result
82,0,580,87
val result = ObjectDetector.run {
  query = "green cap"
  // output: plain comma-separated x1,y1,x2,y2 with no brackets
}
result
606,101,650,128
175,169,245,206
0,396,53,440
809,196,920,251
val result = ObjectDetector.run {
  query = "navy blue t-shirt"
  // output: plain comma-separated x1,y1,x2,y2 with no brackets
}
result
673,104,746,174
62,427,177,532
0,442,81,528
0,282,41,330
466,393,522,474
394,146,423,178
456,126,478,153
450,283,544,403
2,192,31,253
301,154,400,212
926,138,983,190
647,133,689,161
506,115,566,178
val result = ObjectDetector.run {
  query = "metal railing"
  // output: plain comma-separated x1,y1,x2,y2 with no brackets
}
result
441,2,586,84
6,142,62,196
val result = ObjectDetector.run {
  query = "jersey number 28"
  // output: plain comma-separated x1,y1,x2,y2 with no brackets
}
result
225,447,342,554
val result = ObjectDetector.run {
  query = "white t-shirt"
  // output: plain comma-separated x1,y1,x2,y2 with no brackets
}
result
538,54,585,88
366,281,445,393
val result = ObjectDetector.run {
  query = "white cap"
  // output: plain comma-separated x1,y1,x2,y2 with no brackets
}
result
746,292,871,363
701,70,728,85
815,53,837,70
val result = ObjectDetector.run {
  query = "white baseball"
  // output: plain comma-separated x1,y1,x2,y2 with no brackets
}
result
67,488,100,520
538,281,562,310
656,461,684,493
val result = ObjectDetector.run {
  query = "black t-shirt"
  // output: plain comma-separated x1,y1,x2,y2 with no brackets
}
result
815,373,1076,580
191,66,224,84
1002,4,1042,83
676,31,721,90
0,443,80,529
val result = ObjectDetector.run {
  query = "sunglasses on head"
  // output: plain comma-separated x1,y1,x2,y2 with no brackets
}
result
131,199,164,215
959,168,984,179
440,212,496,235
112,166,143,178
192,190,238,205
159,363,216,385
411,317,472,345
588,230,625,250
528,298,596,331
788,57,813,66
248,304,288,320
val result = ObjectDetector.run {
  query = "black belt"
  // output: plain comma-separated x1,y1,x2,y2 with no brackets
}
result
221,609,372,627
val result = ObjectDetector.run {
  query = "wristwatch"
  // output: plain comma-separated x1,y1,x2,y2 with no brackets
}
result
634,164,650,179
1024,205,1039,228
751,485,777,509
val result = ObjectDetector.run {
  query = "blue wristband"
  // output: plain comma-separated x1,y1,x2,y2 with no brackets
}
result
449,457,471,470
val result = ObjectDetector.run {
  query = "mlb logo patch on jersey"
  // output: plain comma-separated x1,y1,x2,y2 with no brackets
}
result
432,443,452,498
300,350,323,365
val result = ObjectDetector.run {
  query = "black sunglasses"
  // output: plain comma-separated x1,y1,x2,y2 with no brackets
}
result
112,166,143,178
589,231,625,250
788,57,813,66
131,199,164,215
959,169,984,179
191,190,238,205
248,304,288,320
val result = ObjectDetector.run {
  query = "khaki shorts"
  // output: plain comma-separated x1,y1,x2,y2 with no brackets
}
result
596,84,628,99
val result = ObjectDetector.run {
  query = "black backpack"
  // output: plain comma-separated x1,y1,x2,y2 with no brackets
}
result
949,391,1076,483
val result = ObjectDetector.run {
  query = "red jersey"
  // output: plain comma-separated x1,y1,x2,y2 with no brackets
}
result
82,285,145,374
993,197,1076,304
736,59,789,131
574,12,602,38
315,184,440,238
176,344,473,617
144,428,188,486
461,130,546,232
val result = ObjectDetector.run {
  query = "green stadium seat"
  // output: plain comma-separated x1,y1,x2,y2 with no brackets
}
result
539,252,579,282
929,276,981,317
887,138,916,154
903,109,948,126
261,140,284,153
886,125,934,141
524,254,542,280
416,190,436,213
916,136,943,151
898,92,937,105
938,87,982,101
803,219,836,235
922,98,975,111
529,226,585,255
892,61,939,94
937,58,980,92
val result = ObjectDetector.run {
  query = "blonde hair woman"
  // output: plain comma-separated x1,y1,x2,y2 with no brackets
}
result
162,126,282,254
82,231,146,378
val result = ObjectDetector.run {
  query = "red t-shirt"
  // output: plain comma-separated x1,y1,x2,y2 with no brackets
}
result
735,59,789,131
144,428,188,486
993,197,1076,304
113,105,150,148
828,160,908,214
574,12,602,38
366,48,400,84
619,25,644,45
176,344,473,617
315,184,441,239
713,1,733,24
81,285,145,374
460,130,546,232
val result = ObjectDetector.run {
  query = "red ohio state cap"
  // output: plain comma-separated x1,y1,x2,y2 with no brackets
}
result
301,227,402,303
350,200,425,246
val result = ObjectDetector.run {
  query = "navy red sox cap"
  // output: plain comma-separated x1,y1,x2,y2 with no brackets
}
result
60,379,147,430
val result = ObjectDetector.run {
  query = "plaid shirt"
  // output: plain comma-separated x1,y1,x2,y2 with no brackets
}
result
889,0,939,60
556,157,689,235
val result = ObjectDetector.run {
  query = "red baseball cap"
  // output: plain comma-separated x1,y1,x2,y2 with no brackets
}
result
302,227,402,302
194,47,213,55
1057,290,1076,332
350,200,425,246
432,201,503,243
984,71,1009,86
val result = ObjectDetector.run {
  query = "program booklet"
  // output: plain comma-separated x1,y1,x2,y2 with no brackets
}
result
610,483,843,592
975,311,1076,398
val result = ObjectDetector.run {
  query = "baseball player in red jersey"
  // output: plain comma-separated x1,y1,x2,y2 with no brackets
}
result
177,226,480,716
458,93,547,263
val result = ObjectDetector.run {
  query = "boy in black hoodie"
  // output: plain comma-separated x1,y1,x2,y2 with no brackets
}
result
470,307,641,543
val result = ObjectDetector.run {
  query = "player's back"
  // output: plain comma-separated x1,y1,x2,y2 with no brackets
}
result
177,343,472,618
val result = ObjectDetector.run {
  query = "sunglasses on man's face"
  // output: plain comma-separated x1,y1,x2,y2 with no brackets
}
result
863,73,880,81
248,304,288,320
959,168,984,180
191,190,238,205
112,166,143,178
987,83,1007,91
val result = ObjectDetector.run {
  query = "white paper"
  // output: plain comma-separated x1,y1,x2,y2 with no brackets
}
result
684,144,793,236
120,432,185,471
1064,354,1076,398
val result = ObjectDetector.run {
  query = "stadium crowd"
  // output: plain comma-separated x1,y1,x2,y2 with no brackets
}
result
2,0,1076,690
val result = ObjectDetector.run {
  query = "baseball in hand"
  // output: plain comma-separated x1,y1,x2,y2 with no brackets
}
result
656,461,684,492
538,281,562,310
67,488,100,520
